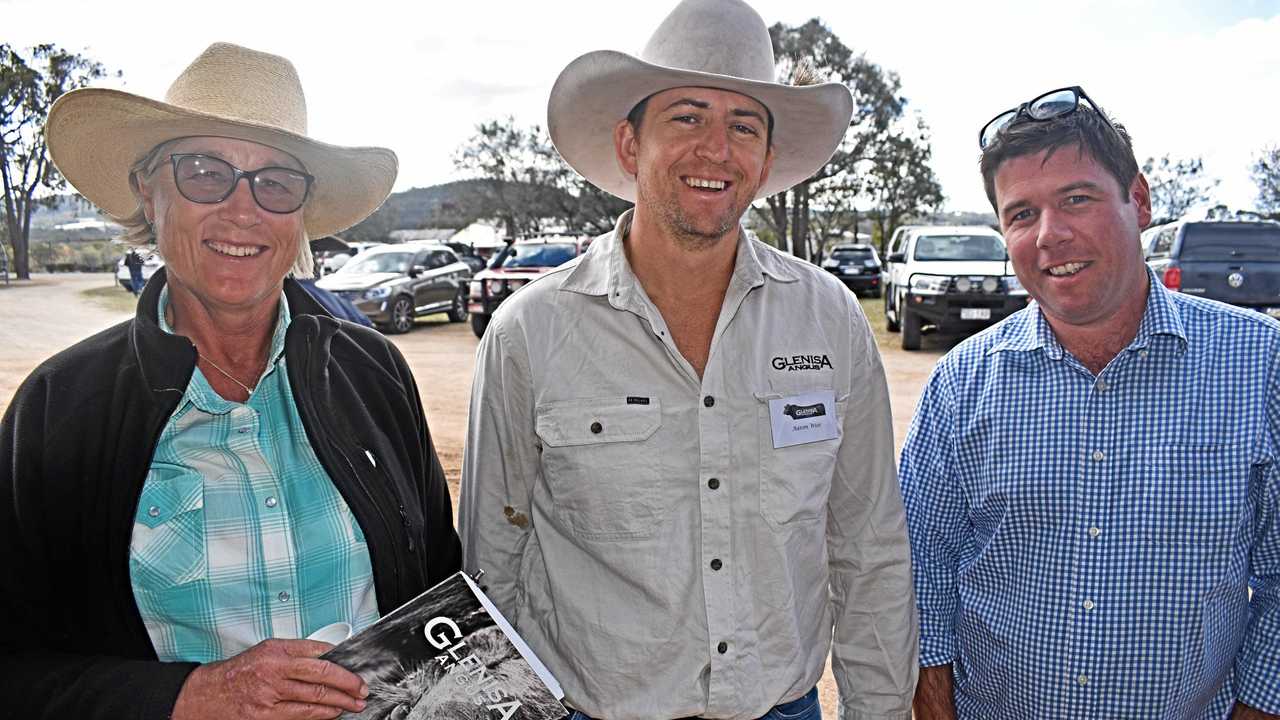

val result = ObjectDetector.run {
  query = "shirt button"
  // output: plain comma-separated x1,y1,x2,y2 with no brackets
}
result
710,559,723,571
237,427,250,434
717,641,728,654
1095,379,1108,392
703,395,715,408
590,421,603,434
278,591,291,603
707,478,720,490
147,506,160,518
1083,599,1095,611
1089,526,1101,538
1092,450,1105,461
265,496,278,508
1077,674,1089,686
1139,349,1149,358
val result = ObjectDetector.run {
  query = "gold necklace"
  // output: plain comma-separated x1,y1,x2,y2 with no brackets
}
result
198,352,258,397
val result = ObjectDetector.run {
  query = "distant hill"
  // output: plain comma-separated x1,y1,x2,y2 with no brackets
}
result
344,179,575,243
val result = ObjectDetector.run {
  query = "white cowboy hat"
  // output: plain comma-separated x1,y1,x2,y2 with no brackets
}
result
547,0,854,202
44,42,397,238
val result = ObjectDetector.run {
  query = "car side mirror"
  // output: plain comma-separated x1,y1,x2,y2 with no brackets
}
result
888,252,905,263
409,265,426,278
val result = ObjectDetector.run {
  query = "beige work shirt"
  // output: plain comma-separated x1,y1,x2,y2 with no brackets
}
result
460,211,917,720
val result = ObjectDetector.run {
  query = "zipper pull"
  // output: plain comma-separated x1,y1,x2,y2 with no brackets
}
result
399,504,415,553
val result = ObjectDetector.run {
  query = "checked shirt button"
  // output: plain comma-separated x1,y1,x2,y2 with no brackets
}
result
1092,450,1105,461
1077,674,1089,686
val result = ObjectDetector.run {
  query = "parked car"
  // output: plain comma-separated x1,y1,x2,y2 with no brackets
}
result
468,236,591,338
115,248,164,291
820,243,882,297
883,225,1029,350
1144,219,1280,317
315,242,472,333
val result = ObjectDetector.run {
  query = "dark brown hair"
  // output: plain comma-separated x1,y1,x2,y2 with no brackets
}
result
980,103,1138,212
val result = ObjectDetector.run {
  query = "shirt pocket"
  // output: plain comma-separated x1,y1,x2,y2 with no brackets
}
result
755,387,846,526
1141,443,1252,550
130,465,208,587
535,397,666,541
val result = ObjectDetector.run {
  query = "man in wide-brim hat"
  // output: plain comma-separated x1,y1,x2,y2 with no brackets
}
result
460,1,918,718
0,42,461,720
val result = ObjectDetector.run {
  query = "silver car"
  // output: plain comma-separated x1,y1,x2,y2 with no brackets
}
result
315,243,472,333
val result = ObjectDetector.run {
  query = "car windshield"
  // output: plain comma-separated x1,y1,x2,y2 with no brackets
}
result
831,249,876,263
342,251,412,274
913,235,1006,262
1180,225,1280,262
501,243,577,268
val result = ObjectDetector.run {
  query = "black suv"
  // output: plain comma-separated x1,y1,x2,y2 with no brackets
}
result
1145,220,1280,317
820,243,882,297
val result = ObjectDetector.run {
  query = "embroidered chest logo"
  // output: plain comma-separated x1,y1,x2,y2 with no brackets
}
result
771,354,833,372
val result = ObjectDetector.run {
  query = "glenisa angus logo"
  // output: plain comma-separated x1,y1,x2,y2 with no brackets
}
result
772,354,833,372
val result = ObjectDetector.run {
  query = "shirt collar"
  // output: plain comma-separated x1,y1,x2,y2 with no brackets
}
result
988,266,1188,358
560,209,800,306
158,286,292,412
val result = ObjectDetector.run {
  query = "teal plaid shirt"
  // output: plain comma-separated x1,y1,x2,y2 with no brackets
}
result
129,288,379,663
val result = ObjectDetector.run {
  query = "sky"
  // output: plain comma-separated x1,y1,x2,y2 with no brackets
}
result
5,0,1280,216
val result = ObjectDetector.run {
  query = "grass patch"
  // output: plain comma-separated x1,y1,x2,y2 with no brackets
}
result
857,295,896,350
81,283,139,314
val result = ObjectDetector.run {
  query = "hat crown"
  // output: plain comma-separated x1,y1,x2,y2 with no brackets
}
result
164,42,308,135
640,0,776,83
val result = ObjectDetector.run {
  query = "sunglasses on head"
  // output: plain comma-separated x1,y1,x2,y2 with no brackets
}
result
978,86,1121,150
167,153,313,214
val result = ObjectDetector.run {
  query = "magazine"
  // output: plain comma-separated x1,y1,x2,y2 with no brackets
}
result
321,571,566,720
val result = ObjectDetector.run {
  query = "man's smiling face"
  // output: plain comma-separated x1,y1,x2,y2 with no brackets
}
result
616,86,773,249
995,144,1152,332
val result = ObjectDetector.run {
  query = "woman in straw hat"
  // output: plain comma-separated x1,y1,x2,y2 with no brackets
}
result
0,43,460,720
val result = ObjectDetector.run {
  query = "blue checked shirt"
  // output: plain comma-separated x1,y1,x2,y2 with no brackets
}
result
128,288,379,663
900,273,1280,719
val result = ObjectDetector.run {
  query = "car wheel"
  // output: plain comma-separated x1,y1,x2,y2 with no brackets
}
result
470,313,490,339
885,289,900,332
447,287,469,323
902,307,922,350
387,296,414,334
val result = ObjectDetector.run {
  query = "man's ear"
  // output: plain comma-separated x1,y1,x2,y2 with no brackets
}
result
757,145,775,191
614,119,639,178
1130,172,1152,229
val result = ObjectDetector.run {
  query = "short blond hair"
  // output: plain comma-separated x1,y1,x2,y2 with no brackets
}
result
117,137,314,278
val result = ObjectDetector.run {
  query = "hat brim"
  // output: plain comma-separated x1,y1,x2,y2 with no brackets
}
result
45,88,397,238
547,49,853,202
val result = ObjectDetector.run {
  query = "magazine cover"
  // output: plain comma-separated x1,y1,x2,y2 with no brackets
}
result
322,571,566,720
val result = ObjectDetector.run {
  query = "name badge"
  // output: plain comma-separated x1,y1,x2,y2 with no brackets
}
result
768,390,838,449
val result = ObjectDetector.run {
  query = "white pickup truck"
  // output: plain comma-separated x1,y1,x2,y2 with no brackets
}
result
882,225,1030,350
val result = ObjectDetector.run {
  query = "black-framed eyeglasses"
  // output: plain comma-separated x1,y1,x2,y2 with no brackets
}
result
978,86,1120,150
167,153,313,214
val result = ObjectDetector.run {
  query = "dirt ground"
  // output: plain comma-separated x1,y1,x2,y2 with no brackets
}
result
0,272,957,716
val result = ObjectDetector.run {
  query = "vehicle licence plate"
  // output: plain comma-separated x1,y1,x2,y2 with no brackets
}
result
841,265,859,274
961,308,991,320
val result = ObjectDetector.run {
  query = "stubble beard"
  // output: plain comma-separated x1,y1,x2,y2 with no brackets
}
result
640,182,746,253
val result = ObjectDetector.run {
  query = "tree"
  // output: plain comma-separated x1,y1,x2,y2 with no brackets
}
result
862,117,944,251
1141,154,1218,226
751,19,941,262
1250,145,1280,219
453,117,629,239
1,44,112,279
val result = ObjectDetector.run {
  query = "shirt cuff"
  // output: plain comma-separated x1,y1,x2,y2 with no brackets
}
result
919,634,956,668
839,707,911,720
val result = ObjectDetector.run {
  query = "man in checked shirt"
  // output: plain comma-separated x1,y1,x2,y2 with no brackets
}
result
902,85,1280,719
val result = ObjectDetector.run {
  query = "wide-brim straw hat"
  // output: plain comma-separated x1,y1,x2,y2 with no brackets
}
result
45,42,397,238
547,0,853,203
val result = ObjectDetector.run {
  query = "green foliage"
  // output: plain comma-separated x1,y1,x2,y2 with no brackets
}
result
753,19,942,262
1250,145,1280,219
1,43,115,279
453,117,629,238
1141,154,1218,225
29,238,117,271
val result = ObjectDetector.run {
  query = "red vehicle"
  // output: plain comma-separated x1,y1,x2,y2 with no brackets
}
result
467,236,592,337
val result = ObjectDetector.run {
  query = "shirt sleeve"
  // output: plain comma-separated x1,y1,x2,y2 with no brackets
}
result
458,315,541,619
1233,358,1280,713
827,300,918,720
898,361,966,668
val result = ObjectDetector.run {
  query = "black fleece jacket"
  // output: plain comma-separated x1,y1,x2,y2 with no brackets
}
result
0,270,461,719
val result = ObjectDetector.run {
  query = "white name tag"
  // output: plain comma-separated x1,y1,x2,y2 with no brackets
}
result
768,390,839,449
